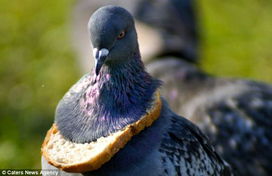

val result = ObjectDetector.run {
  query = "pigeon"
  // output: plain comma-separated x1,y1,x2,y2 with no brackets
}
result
42,6,233,176
72,0,198,73
148,59,272,176
71,1,272,175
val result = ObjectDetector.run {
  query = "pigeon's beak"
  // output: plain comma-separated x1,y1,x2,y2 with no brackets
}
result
93,48,109,75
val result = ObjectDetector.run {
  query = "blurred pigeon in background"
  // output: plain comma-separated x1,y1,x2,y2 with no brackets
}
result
148,59,272,176
42,5,233,176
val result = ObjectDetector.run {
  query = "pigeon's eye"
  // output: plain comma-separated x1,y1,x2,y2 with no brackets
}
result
117,31,126,39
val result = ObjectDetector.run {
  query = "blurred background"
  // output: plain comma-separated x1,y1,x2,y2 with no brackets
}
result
0,0,271,169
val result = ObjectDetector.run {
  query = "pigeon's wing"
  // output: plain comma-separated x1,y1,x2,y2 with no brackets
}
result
194,80,272,176
159,113,233,176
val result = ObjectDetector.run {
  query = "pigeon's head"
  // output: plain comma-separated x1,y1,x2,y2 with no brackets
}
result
88,6,139,75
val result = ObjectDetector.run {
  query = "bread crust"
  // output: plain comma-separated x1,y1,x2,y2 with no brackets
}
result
41,91,162,173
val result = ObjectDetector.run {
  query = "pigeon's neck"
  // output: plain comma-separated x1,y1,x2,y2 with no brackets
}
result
90,53,161,117
59,54,161,143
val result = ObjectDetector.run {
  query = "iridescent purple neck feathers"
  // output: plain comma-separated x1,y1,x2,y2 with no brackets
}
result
55,55,161,143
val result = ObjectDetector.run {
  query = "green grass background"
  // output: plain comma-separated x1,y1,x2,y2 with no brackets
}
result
199,0,272,82
0,0,271,169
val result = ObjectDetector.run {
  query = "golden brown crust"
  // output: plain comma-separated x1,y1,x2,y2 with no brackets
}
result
41,90,162,173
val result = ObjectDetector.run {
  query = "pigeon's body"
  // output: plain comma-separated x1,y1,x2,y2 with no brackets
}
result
148,58,272,176
90,104,227,176
44,97,231,176
42,6,232,176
